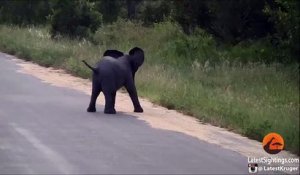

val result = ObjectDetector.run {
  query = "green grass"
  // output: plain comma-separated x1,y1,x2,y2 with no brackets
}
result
0,21,299,155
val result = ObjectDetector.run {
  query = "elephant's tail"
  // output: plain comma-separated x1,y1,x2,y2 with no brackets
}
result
82,60,97,73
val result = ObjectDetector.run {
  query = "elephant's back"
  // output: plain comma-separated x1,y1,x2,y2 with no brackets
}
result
97,56,128,82
98,56,127,72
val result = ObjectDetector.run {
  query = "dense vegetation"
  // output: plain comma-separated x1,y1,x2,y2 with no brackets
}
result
0,0,299,154
1,0,299,62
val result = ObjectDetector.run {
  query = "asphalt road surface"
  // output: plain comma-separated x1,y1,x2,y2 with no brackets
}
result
0,54,248,174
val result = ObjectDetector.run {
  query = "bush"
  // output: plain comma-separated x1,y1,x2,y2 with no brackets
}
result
264,0,300,63
137,0,171,25
50,0,102,39
0,0,51,25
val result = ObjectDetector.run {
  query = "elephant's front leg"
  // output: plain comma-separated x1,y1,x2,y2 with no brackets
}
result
103,91,117,114
125,82,143,113
87,83,101,112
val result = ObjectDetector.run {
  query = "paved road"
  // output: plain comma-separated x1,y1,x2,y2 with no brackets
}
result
0,54,247,174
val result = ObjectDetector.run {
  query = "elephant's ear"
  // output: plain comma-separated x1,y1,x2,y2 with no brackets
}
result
103,49,124,58
129,47,144,69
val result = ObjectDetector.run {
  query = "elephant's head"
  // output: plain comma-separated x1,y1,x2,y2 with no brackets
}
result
128,47,144,79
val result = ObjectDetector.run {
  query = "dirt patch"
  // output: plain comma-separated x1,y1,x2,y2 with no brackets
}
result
6,53,297,160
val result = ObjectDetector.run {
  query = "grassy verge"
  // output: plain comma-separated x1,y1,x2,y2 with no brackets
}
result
0,21,299,154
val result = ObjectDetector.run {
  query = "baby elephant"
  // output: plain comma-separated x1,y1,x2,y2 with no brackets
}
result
82,47,144,114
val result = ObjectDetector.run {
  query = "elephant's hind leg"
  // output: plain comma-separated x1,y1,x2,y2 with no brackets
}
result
103,91,117,114
87,85,101,112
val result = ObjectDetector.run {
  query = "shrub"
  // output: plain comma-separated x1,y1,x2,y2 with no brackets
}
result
50,0,102,39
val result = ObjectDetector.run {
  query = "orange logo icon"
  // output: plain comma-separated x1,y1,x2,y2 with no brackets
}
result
262,132,284,154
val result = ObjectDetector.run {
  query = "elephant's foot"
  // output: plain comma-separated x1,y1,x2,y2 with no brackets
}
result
87,106,96,112
104,108,116,114
134,106,143,113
